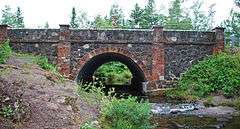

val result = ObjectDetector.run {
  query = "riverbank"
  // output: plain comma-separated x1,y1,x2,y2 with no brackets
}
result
0,54,99,129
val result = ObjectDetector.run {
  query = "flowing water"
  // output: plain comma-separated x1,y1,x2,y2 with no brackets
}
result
151,103,240,129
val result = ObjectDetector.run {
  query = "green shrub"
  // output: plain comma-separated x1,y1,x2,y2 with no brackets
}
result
0,40,12,64
77,81,153,129
94,62,132,85
100,96,152,129
178,52,240,97
36,56,56,71
0,105,14,119
80,121,98,129
77,81,115,109
34,56,65,82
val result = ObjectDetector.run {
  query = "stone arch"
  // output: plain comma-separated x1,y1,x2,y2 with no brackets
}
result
70,47,151,95
71,47,150,80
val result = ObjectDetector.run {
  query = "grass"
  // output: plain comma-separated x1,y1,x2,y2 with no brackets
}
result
0,40,12,64
166,50,240,99
14,52,65,83
77,81,153,129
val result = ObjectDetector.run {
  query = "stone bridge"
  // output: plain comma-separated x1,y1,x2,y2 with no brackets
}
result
0,25,224,95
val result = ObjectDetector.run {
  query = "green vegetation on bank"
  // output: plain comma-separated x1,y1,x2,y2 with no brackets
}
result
0,40,64,82
94,62,132,85
0,40,12,64
77,82,152,129
167,50,240,100
100,97,152,129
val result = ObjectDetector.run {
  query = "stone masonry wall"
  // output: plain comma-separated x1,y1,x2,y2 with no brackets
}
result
0,24,225,91
8,29,59,63
163,31,216,81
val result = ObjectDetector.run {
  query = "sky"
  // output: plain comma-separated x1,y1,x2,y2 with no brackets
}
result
0,0,236,28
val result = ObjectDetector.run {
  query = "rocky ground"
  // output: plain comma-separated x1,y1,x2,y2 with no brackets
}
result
0,55,98,129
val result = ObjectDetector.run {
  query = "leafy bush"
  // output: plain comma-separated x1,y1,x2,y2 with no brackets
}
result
36,56,56,71
100,96,152,129
77,81,115,109
34,56,65,82
77,81,153,129
80,121,98,129
0,40,12,64
178,52,240,97
94,62,132,85
0,105,14,119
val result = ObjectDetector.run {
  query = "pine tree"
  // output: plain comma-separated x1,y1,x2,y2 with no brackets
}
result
140,0,159,28
92,15,111,29
1,5,15,26
44,22,49,28
109,4,124,28
129,0,164,28
165,0,192,30
14,7,24,28
70,7,79,28
129,4,143,27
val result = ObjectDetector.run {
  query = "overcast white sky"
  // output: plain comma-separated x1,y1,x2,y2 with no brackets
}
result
0,0,235,28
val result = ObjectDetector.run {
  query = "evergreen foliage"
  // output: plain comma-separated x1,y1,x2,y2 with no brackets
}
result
191,1,214,31
44,22,49,29
70,7,79,28
14,7,24,28
223,9,240,35
165,0,192,30
0,6,24,28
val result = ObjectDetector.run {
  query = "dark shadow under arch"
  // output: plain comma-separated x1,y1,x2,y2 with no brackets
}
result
76,52,146,96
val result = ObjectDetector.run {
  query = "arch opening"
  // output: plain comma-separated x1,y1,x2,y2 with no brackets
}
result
94,61,133,86
76,52,146,96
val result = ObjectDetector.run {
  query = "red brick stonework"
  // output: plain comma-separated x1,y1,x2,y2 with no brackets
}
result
213,27,225,54
57,25,71,77
0,25,8,44
150,26,166,90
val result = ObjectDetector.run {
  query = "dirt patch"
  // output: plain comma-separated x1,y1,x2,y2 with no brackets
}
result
0,56,98,129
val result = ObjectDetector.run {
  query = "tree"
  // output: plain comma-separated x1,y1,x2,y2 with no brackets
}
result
70,7,79,28
44,22,49,28
109,4,125,28
223,9,240,34
191,0,214,31
1,6,25,28
129,0,164,28
207,4,216,30
141,0,161,28
222,0,240,34
129,4,143,28
92,15,112,28
1,5,15,26
165,0,192,30
235,0,240,7
76,11,91,28
14,7,24,28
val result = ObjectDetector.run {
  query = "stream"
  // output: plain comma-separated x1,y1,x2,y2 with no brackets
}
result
151,102,240,129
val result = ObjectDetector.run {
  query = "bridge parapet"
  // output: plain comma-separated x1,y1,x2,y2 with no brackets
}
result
70,29,152,44
164,31,216,45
